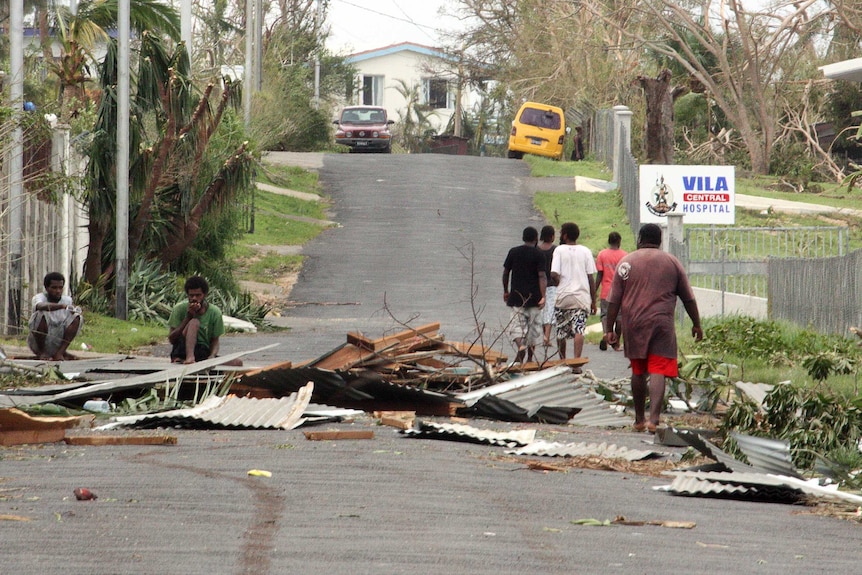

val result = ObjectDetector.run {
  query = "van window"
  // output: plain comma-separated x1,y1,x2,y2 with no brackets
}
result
519,107,561,130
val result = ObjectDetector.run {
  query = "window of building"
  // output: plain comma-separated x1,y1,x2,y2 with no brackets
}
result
423,78,452,109
361,75,384,106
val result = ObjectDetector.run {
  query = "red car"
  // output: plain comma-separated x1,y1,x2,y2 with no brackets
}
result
333,106,394,153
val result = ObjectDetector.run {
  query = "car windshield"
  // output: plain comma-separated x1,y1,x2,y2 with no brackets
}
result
519,107,561,130
341,108,386,124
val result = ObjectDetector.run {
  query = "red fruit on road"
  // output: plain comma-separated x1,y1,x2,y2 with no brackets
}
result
74,487,97,501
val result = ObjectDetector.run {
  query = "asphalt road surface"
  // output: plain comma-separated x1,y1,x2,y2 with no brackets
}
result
4,154,861,574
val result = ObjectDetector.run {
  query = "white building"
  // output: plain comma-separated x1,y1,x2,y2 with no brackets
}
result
345,42,473,135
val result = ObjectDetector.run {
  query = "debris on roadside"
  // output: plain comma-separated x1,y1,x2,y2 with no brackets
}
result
73,487,97,501
303,429,374,441
0,407,92,446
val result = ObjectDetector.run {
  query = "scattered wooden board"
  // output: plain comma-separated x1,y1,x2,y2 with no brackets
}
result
0,407,89,430
347,323,440,352
0,429,66,446
303,430,374,441
64,435,178,446
440,341,508,362
505,357,589,373
374,411,416,430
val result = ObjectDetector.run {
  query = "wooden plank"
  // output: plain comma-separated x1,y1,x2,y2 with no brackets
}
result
505,357,589,373
347,322,440,352
441,341,508,362
0,428,65,446
303,430,374,441
309,343,376,370
0,407,89,431
239,360,294,378
374,411,416,430
64,435,178,446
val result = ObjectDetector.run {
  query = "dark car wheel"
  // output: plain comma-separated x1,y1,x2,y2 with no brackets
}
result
507,150,524,159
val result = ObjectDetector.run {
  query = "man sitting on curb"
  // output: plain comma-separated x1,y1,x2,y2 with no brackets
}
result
28,272,83,361
168,276,242,366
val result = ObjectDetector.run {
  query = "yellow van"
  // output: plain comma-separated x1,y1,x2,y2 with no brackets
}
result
507,102,568,160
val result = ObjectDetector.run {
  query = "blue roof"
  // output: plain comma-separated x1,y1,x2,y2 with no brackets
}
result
347,42,451,64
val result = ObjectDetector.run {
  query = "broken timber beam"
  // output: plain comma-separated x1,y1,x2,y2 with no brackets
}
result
347,322,440,352
0,429,65,446
505,357,589,373
303,430,374,441
64,435,178,446
439,341,508,363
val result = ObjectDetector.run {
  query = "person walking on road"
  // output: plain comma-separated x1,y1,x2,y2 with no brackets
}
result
538,225,558,347
551,222,596,362
503,227,547,363
595,231,627,351
605,223,703,433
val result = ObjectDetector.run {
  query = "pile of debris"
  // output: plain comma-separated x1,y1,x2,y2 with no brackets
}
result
0,322,630,444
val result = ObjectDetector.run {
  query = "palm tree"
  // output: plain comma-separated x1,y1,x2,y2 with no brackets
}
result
392,79,435,153
84,32,253,284
49,0,180,118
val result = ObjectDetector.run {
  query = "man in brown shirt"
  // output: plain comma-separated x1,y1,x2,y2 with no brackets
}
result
605,223,703,433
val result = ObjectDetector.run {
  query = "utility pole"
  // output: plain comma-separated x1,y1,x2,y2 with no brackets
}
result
313,0,322,108
181,0,192,64
7,0,24,334
243,0,254,127
115,0,130,319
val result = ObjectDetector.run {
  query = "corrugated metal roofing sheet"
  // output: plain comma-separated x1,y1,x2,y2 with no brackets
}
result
101,383,314,430
731,432,802,478
734,381,775,409
456,366,572,406
501,376,631,428
676,430,757,473
402,420,536,447
657,474,801,503
507,440,663,461
660,470,862,505
459,368,632,427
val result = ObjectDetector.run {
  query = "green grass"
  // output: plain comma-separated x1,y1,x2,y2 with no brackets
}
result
255,189,328,221
533,191,634,255
256,163,320,195
237,190,329,247
523,155,611,179
235,253,304,283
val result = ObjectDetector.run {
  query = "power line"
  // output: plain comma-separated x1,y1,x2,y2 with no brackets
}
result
332,0,444,36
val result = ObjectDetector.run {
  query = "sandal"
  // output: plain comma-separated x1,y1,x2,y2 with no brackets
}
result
633,422,646,432
646,422,658,434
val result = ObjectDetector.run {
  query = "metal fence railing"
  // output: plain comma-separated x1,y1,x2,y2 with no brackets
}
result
769,250,862,335
588,105,859,334
684,226,849,299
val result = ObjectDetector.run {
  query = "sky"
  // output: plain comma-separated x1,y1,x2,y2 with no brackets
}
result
325,0,465,55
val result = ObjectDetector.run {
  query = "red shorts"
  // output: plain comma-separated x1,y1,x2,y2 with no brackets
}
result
630,355,678,377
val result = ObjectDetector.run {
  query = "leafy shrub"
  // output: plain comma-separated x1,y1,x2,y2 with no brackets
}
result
207,289,272,329
128,258,180,325
721,382,862,470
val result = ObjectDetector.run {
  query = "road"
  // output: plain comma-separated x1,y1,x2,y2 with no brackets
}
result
3,154,860,575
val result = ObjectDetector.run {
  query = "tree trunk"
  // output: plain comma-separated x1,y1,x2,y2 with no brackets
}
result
638,69,676,165
84,220,108,285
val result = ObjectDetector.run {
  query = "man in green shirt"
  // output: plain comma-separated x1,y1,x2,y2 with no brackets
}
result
168,276,240,365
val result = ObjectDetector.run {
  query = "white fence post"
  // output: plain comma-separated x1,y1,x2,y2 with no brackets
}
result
612,105,632,184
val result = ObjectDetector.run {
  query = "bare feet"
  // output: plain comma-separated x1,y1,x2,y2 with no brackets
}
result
183,357,196,365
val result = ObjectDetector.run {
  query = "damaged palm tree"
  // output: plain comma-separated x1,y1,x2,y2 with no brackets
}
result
83,32,254,285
